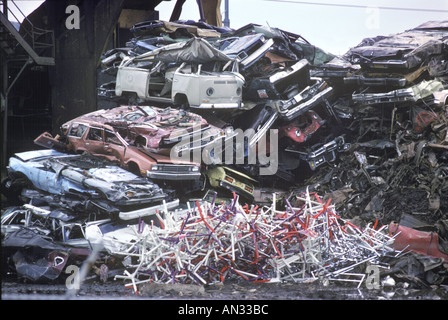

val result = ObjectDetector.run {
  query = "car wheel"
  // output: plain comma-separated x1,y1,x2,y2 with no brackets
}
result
127,162,141,176
173,94,190,111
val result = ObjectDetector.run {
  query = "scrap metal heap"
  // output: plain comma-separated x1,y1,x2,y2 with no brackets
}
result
105,190,399,291
2,19,448,293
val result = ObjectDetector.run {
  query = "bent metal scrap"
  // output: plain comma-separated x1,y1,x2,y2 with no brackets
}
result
95,189,400,293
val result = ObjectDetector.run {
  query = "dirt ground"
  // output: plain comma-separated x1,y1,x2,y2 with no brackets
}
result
2,277,447,301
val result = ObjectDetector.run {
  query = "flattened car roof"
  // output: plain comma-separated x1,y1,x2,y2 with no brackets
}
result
13,149,69,162
413,20,448,30
132,37,232,63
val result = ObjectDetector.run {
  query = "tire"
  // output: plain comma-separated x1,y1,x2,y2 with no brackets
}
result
173,94,190,110
127,162,141,176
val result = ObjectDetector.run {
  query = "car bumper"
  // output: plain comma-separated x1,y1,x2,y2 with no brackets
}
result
277,85,333,121
193,102,243,109
218,180,254,199
118,199,180,220
147,171,201,180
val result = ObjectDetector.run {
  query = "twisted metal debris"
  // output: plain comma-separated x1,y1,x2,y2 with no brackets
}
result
112,189,399,292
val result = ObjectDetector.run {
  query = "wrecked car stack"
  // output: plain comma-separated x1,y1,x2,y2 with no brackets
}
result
2,19,448,293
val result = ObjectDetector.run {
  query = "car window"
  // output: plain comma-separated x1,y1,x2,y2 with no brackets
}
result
135,135,147,147
122,107,157,121
87,127,103,141
68,123,88,138
124,113,144,121
105,130,123,145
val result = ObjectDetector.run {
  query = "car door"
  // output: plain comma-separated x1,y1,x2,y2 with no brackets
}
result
103,129,127,164
84,126,108,156
67,122,105,156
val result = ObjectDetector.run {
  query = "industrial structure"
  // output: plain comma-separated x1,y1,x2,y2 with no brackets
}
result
1,0,223,165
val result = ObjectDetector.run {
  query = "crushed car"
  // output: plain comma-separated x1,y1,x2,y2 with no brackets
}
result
115,37,245,109
55,105,233,156
344,21,448,73
33,106,221,182
1,225,91,283
129,19,227,39
34,121,202,184
204,165,257,200
352,79,444,106
2,149,179,221
3,19,448,292
1,205,125,283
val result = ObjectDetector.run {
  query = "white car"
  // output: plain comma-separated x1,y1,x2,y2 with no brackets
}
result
115,37,245,109
172,62,244,109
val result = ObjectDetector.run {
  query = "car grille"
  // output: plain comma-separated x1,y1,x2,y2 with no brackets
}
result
157,164,193,173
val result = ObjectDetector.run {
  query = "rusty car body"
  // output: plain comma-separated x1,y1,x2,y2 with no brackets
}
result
34,117,202,182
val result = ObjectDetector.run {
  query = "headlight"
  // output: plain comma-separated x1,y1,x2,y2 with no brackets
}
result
244,185,253,193
191,166,200,172
236,87,242,96
206,87,214,96
295,129,302,137
151,165,159,171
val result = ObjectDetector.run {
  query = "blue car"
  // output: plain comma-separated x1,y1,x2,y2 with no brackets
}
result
3,149,179,220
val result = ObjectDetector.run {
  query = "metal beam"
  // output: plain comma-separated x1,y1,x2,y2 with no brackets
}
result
169,0,186,22
223,0,230,27
196,0,205,22
1,51,7,168
0,11,54,65
2,57,32,166
2,0,7,19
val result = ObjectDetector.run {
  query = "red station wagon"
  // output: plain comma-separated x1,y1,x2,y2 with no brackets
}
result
35,120,202,182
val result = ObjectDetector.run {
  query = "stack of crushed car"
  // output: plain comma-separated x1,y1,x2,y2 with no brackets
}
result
2,19,448,292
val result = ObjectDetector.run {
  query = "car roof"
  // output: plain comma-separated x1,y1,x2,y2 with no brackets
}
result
14,149,70,162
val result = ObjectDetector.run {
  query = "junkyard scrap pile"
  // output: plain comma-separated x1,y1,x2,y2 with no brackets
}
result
2,19,448,296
